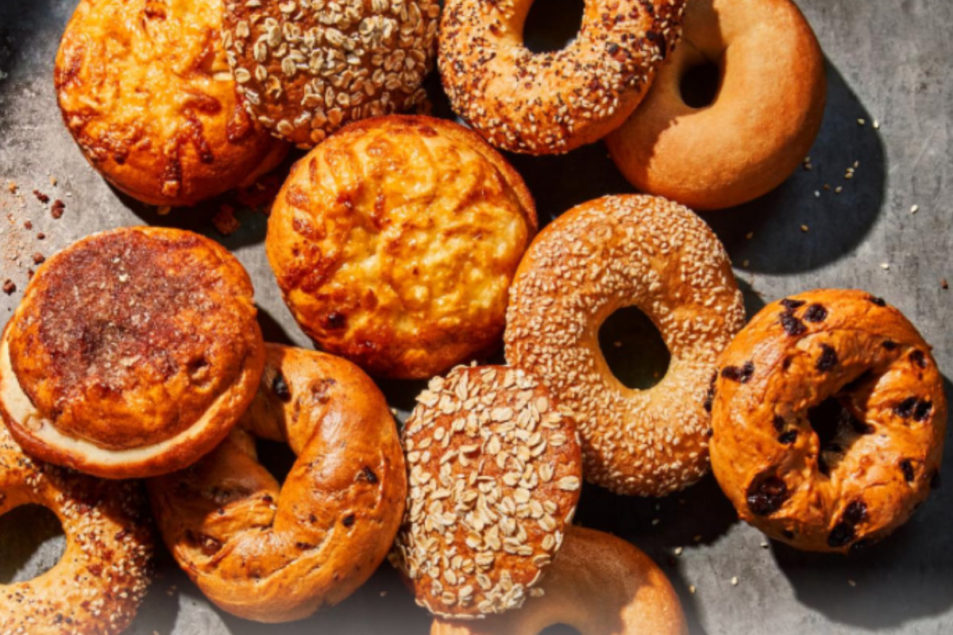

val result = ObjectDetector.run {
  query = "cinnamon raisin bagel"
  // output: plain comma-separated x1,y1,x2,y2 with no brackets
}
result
0,227,264,479
55,0,289,207
0,426,153,634
606,0,826,210
431,526,687,635
392,365,583,619
266,115,537,379
222,0,440,147
710,290,947,553
438,0,685,154
505,195,745,496
148,344,406,623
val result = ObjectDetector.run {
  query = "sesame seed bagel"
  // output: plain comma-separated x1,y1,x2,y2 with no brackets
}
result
266,115,537,379
505,195,745,496
391,365,583,619
431,526,687,635
710,290,947,553
55,0,289,207
148,343,406,622
0,426,153,635
223,0,440,147
606,0,826,210
0,227,265,479
438,0,685,154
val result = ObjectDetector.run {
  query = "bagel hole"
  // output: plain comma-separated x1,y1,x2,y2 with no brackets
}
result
807,395,869,475
679,61,721,108
0,504,65,583
256,438,297,484
522,0,585,54
540,626,582,635
598,306,670,390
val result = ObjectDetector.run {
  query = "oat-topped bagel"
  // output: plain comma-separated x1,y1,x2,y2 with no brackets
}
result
149,344,406,622
710,290,946,553
505,195,745,496
0,227,264,479
0,426,153,635
432,526,687,635
55,0,288,207
266,115,536,379
392,365,583,619
223,0,440,147
438,0,685,154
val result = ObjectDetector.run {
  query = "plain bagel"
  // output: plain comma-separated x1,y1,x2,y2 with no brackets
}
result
606,0,826,210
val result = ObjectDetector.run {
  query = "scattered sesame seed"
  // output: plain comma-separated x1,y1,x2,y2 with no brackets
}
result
848,579,856,587
857,118,866,126
910,204,919,214
800,224,809,233
674,546,683,556
872,119,880,129
730,576,739,586
834,186,843,194
745,232,754,240
880,262,891,270
814,190,821,198
689,584,696,594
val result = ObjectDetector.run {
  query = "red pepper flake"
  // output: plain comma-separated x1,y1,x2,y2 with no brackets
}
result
33,190,50,204
51,200,65,219
36,232,45,240
2,280,15,295
23,220,32,230
942,279,949,290
32,253,45,265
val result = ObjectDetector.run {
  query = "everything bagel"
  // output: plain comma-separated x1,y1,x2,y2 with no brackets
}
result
0,426,153,634
439,0,685,154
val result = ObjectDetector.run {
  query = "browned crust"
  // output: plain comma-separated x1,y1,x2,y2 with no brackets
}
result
266,115,536,379
0,426,153,634
392,365,583,619
607,0,827,210
431,526,687,635
222,0,441,147
54,0,289,207
438,0,686,154
148,344,406,623
505,195,745,496
1,226,265,479
710,289,946,553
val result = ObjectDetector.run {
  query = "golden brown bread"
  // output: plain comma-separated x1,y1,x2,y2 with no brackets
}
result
0,227,264,479
710,290,946,552
55,0,289,207
431,526,687,635
222,0,440,147
505,195,745,496
148,344,406,622
606,0,826,210
391,365,583,618
266,115,537,379
0,425,153,635
438,0,685,154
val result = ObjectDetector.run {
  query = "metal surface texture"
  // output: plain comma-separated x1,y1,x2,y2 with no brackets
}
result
0,0,951,633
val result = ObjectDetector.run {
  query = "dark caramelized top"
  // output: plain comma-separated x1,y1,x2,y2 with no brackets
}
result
7,227,259,450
